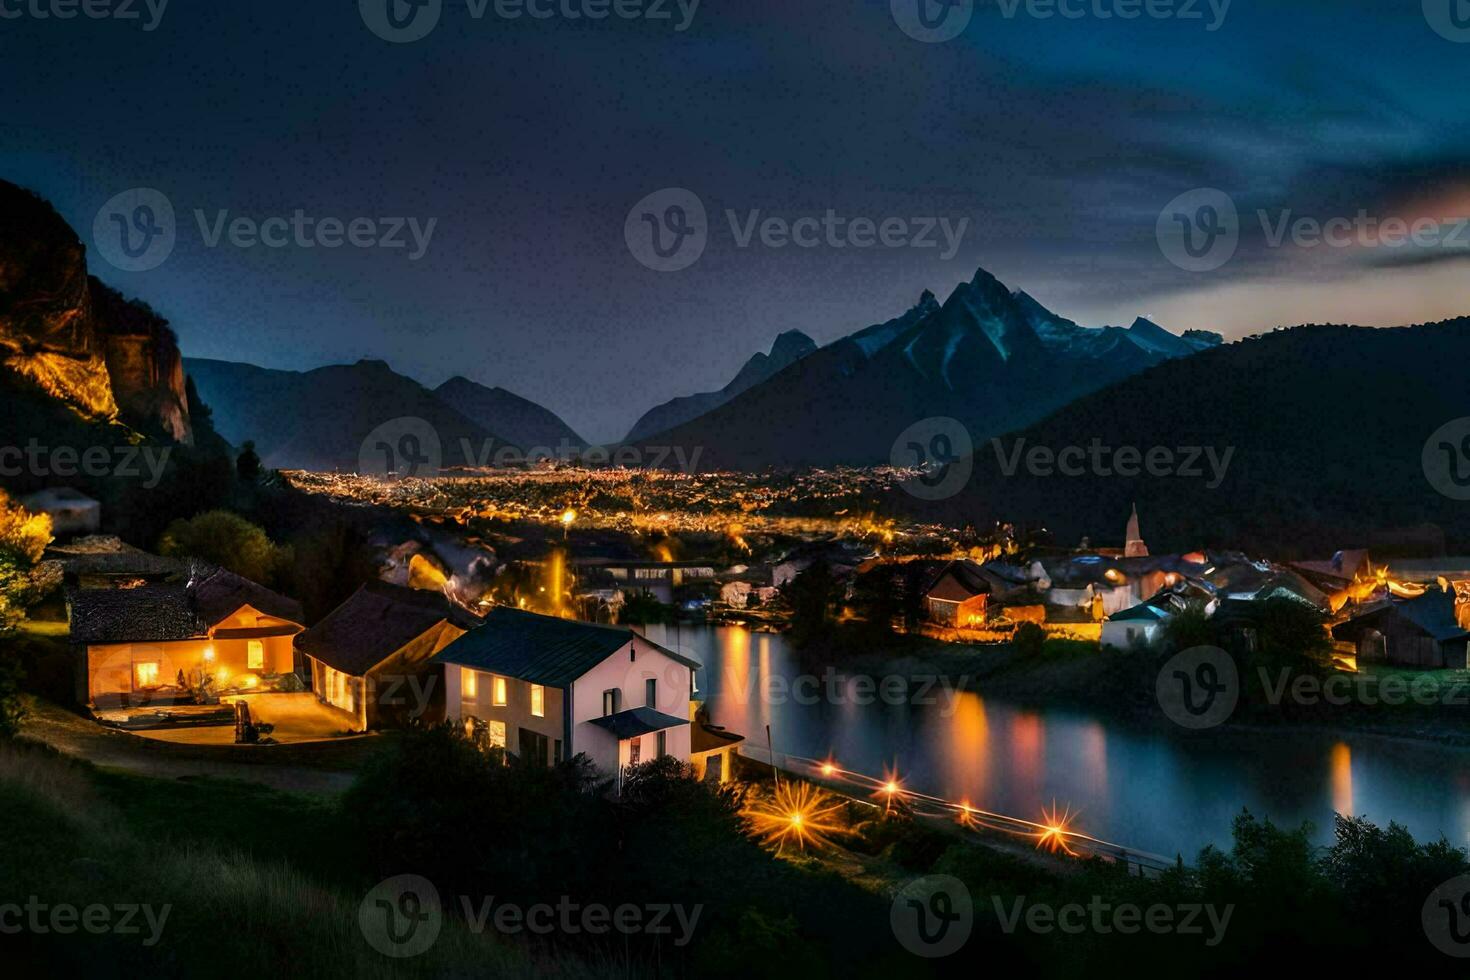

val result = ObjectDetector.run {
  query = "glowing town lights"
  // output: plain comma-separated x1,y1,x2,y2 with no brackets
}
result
203,646,215,661
884,781,899,795
560,508,577,526
821,763,836,777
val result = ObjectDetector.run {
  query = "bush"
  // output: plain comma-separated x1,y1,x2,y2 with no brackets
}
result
158,509,290,586
0,490,52,634
1013,621,1046,656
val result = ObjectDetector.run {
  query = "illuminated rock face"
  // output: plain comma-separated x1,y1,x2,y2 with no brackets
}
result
92,280,192,443
0,180,190,442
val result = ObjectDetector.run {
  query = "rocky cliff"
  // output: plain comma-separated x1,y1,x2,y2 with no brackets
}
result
0,180,191,443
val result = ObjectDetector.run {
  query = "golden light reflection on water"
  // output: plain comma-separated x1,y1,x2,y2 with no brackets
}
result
721,624,752,708
1010,711,1045,798
755,632,772,732
1331,742,1353,817
942,691,990,805
1081,722,1109,803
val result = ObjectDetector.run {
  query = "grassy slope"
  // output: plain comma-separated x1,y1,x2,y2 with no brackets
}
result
0,742,604,978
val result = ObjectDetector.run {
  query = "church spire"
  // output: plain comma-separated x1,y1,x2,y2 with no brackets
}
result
1125,503,1149,558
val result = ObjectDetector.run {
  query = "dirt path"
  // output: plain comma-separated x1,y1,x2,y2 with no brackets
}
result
20,698,378,794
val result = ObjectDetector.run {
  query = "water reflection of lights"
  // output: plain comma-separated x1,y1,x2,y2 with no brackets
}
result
1330,742,1353,818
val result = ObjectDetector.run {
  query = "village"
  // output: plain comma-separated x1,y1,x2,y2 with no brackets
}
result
15,471,1470,766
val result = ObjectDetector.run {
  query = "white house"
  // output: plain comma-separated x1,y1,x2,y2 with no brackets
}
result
434,607,701,779
1099,600,1173,650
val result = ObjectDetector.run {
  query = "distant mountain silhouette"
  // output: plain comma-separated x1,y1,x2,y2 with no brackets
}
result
434,376,585,451
629,267,1219,468
916,319,1470,557
624,329,817,443
185,358,517,472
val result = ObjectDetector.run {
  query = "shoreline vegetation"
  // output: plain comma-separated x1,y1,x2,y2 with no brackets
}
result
798,623,1470,750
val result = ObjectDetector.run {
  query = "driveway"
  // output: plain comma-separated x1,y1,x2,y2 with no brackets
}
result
21,697,378,794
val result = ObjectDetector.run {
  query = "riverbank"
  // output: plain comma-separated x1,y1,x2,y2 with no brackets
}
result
798,624,1470,749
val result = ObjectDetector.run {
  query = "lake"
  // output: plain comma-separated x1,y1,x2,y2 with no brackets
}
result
640,623,1470,859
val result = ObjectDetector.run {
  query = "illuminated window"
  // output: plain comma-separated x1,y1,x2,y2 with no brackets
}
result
488,720,506,748
247,640,265,670
492,676,507,706
530,684,545,717
463,668,478,700
134,661,160,688
629,737,641,764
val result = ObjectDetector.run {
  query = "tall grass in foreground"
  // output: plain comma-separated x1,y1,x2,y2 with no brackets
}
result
0,743,608,978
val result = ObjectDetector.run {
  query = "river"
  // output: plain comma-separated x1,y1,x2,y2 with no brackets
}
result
639,624,1470,860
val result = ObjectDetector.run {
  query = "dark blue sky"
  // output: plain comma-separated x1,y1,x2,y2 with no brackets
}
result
4,1,1468,441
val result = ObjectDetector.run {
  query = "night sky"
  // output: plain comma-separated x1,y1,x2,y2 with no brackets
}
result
3,1,1467,442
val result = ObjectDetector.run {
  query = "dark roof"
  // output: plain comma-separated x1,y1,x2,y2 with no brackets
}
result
189,564,304,627
433,607,700,687
67,562,304,644
1292,550,1371,583
44,543,186,582
587,706,690,740
1108,601,1172,623
692,723,744,754
295,581,480,676
68,585,207,643
1393,589,1470,641
1332,589,1470,643
691,710,745,753
925,561,991,602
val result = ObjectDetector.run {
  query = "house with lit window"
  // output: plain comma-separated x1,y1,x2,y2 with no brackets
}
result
434,606,701,778
1331,585,1470,669
294,581,481,731
924,560,993,628
69,562,305,707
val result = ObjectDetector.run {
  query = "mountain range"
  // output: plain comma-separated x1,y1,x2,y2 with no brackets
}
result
624,329,817,443
916,318,1470,557
185,359,554,473
433,376,585,452
627,267,1221,468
